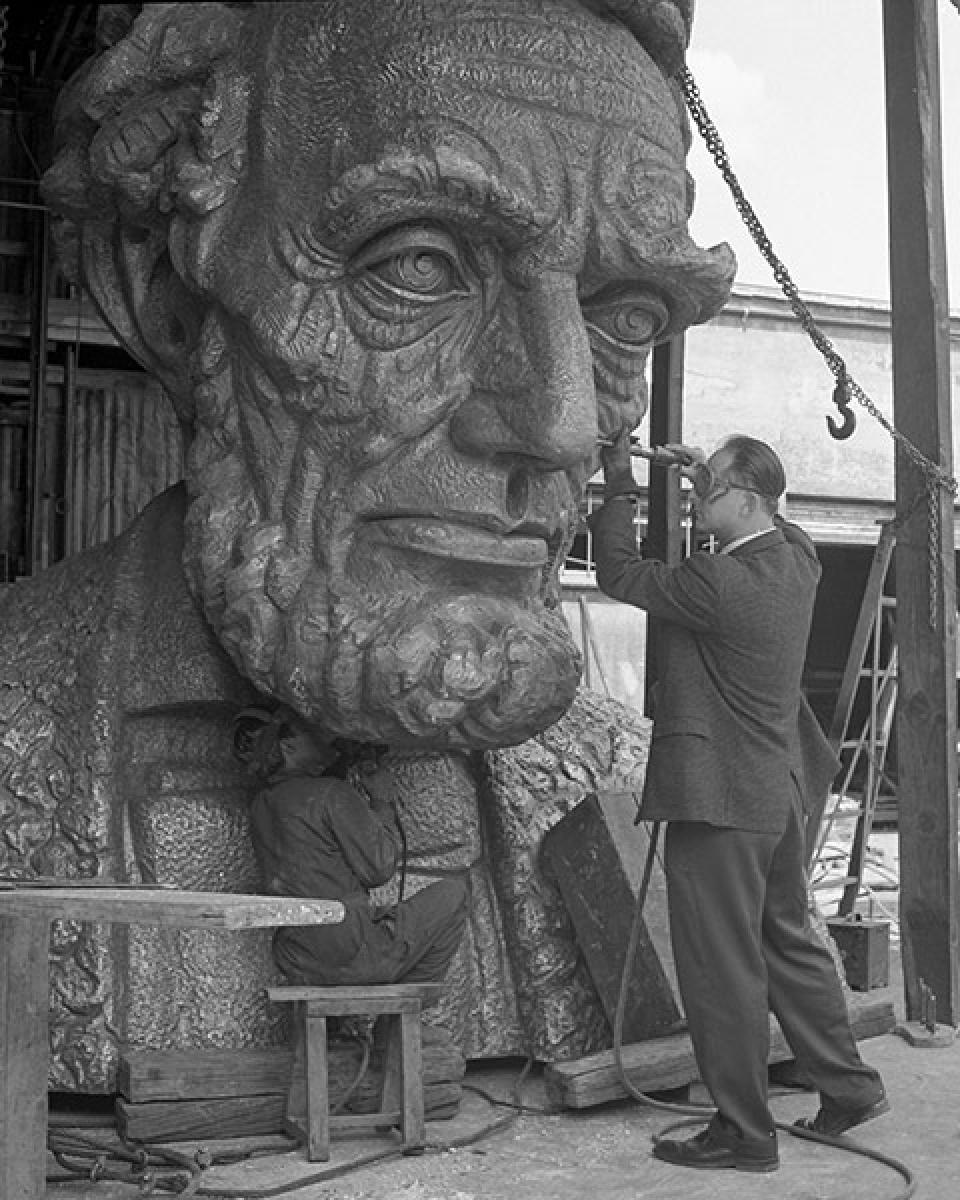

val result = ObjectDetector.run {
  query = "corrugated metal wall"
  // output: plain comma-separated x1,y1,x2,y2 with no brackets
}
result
0,113,36,300
64,371,184,556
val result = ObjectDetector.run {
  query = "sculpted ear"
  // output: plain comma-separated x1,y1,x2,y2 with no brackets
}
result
41,2,251,426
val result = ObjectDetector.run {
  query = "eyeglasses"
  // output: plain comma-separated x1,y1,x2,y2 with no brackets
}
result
692,468,770,505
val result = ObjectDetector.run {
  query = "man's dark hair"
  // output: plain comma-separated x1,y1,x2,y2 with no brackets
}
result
233,707,290,781
719,435,786,514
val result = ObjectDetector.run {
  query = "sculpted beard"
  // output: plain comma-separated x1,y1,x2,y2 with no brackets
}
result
182,383,583,750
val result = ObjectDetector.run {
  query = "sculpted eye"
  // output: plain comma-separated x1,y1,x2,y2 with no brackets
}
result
583,291,669,349
370,248,461,296
351,225,469,302
342,222,485,350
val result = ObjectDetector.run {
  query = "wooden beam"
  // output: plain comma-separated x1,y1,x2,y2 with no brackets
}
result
882,0,959,1025
543,994,895,1110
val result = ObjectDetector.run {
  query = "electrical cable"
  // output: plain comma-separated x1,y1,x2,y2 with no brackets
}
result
329,1027,373,1115
612,819,917,1199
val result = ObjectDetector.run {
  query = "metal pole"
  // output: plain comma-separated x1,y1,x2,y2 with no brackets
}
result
645,336,686,708
25,205,49,574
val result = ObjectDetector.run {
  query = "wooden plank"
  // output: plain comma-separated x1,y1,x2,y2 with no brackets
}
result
0,888,344,929
115,1083,463,1143
118,1047,295,1101
0,913,49,1200
268,983,445,1007
543,996,895,1110
117,1094,288,1142
882,0,959,1026
118,1037,465,1102
0,295,119,346
540,793,681,1042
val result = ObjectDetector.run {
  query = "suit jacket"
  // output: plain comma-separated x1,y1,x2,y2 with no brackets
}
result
589,497,837,834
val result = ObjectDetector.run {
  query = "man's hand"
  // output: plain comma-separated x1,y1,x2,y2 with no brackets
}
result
661,443,712,495
361,765,401,813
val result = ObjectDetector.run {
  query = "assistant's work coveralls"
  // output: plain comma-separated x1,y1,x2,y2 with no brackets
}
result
589,496,884,1148
250,772,467,987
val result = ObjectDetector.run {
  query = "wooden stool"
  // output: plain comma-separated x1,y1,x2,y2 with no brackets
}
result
267,982,445,1161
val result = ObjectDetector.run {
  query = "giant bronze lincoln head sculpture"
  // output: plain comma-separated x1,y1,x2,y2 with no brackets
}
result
44,0,734,751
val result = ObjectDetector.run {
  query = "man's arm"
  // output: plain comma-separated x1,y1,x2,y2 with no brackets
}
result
324,777,403,889
588,499,723,630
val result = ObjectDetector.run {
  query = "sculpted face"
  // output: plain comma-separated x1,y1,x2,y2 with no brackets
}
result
174,1,732,748
47,1,734,749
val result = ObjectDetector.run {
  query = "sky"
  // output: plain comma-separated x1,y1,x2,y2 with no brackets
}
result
685,0,960,306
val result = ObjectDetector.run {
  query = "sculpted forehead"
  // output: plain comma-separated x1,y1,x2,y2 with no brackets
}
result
255,0,688,228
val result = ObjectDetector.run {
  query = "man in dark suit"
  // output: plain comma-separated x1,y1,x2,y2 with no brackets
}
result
588,433,887,1173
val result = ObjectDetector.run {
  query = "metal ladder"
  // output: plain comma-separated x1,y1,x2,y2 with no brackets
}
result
810,523,898,917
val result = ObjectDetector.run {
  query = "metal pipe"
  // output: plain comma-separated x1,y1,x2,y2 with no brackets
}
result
25,206,50,574
0,200,49,213
595,436,693,467
63,342,76,556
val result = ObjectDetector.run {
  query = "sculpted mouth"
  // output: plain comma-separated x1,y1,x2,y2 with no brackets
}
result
363,516,552,568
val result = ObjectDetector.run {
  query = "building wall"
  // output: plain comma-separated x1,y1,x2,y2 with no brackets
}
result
684,284,960,507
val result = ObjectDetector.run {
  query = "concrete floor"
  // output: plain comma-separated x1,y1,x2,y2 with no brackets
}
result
47,1022,955,1200
46,834,956,1199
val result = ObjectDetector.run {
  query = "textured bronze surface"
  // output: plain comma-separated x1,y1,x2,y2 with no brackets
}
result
1,0,733,1088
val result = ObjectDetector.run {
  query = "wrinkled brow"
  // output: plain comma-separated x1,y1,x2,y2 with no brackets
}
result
315,151,557,251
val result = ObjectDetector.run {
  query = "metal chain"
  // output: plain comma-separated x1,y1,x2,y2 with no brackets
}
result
681,66,956,626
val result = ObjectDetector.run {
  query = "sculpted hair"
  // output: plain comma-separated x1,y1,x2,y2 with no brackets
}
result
42,1,694,224
40,0,724,426
719,435,786,514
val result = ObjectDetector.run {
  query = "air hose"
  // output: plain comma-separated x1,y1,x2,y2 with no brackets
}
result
46,1069,523,1198
47,820,917,1198
613,817,917,1198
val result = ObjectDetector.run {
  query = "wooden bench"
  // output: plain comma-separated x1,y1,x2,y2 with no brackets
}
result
0,885,344,1200
268,982,445,1161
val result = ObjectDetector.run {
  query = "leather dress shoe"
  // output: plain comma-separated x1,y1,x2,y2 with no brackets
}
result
653,1127,779,1173
794,1092,890,1137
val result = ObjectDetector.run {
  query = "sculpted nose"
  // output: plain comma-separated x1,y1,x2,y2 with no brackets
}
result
450,273,597,468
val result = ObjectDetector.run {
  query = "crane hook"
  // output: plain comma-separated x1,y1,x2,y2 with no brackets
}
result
826,374,856,440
